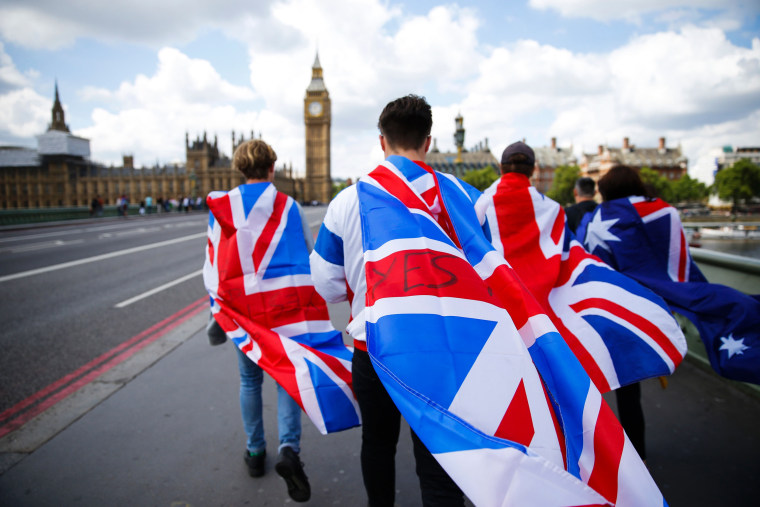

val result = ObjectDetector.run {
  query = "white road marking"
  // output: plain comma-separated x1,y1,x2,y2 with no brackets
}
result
2,239,85,254
0,232,206,283
114,269,204,308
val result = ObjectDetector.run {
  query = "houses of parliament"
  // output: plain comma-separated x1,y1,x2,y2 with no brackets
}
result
0,56,333,210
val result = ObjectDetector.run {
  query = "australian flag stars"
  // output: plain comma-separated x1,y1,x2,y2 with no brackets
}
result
578,196,760,385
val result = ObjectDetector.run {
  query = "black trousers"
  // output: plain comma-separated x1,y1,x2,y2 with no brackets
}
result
352,348,464,507
616,382,646,460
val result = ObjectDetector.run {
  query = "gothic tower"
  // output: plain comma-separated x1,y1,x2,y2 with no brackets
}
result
304,53,331,203
49,81,70,133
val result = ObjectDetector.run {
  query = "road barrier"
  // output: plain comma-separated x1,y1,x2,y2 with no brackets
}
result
0,205,141,225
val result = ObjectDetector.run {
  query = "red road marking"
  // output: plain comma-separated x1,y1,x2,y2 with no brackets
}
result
0,297,208,439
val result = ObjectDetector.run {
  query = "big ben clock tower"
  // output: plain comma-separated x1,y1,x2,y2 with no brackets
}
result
304,53,331,203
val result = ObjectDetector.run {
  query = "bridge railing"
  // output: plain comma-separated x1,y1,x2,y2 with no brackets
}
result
677,248,760,396
0,206,141,226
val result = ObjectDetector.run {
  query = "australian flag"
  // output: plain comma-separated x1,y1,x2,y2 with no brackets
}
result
203,182,360,434
476,174,686,393
578,196,760,385
359,156,664,506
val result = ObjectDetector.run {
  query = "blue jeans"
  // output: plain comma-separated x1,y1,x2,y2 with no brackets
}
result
234,344,302,454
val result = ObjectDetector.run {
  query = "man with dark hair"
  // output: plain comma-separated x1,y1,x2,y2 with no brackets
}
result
310,94,465,506
565,176,597,234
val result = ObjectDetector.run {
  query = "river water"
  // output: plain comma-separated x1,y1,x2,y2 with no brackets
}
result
693,238,760,259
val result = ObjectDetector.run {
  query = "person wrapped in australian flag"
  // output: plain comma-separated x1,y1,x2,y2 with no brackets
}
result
577,165,760,385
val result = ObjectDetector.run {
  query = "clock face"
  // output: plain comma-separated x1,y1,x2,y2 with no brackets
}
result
308,101,323,116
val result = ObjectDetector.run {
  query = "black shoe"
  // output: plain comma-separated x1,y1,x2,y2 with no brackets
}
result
275,446,311,502
244,449,266,477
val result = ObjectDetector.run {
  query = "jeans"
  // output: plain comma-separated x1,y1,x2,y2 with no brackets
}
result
234,344,301,454
352,348,464,507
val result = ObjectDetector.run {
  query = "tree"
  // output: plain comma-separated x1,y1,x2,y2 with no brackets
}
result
713,158,760,212
639,167,674,202
672,174,709,203
546,165,580,206
461,165,499,191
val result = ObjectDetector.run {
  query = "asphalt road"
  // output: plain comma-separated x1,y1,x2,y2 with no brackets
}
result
0,207,328,419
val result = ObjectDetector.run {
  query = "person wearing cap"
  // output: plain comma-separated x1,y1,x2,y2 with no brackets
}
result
565,177,597,234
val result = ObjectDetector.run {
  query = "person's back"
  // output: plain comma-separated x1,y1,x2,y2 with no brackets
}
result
565,176,597,234
310,95,465,507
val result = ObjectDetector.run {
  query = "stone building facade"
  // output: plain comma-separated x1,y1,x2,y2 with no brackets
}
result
426,114,499,176
530,137,577,194
303,53,332,203
580,136,687,183
0,84,302,210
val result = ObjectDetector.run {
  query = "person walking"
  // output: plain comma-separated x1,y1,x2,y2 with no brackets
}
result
203,139,312,502
310,95,465,507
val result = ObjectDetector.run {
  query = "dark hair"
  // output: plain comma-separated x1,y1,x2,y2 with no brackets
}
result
598,165,647,202
500,153,535,177
378,94,432,151
232,139,277,180
575,177,596,197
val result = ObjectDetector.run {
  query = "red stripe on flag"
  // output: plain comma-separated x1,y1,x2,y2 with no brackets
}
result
570,297,683,367
547,305,612,392
586,401,625,504
551,206,565,245
632,198,669,218
365,249,496,306
301,343,354,395
371,163,462,248
253,191,287,272
492,182,559,304
494,379,535,446
215,308,305,408
225,285,331,331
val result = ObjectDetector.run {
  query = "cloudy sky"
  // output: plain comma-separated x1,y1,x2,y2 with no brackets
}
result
1,0,758,184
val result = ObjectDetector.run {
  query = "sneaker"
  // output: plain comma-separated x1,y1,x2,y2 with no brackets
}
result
244,449,266,477
275,446,311,502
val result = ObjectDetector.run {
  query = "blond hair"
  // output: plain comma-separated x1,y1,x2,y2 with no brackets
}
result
233,139,277,180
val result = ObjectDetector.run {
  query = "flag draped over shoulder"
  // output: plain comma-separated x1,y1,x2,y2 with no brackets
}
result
578,196,760,385
476,175,686,392
359,156,664,506
203,183,360,434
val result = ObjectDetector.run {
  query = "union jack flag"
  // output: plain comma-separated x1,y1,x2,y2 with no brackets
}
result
203,183,360,434
579,196,760,385
359,156,663,506
476,175,686,392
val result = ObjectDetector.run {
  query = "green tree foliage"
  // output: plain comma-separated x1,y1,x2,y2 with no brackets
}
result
672,174,709,203
546,165,580,206
713,158,760,211
639,167,708,204
332,180,350,199
639,167,675,202
461,165,499,191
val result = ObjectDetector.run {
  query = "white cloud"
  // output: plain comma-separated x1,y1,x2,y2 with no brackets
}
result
0,87,50,138
608,26,760,129
0,1,274,49
74,48,261,166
